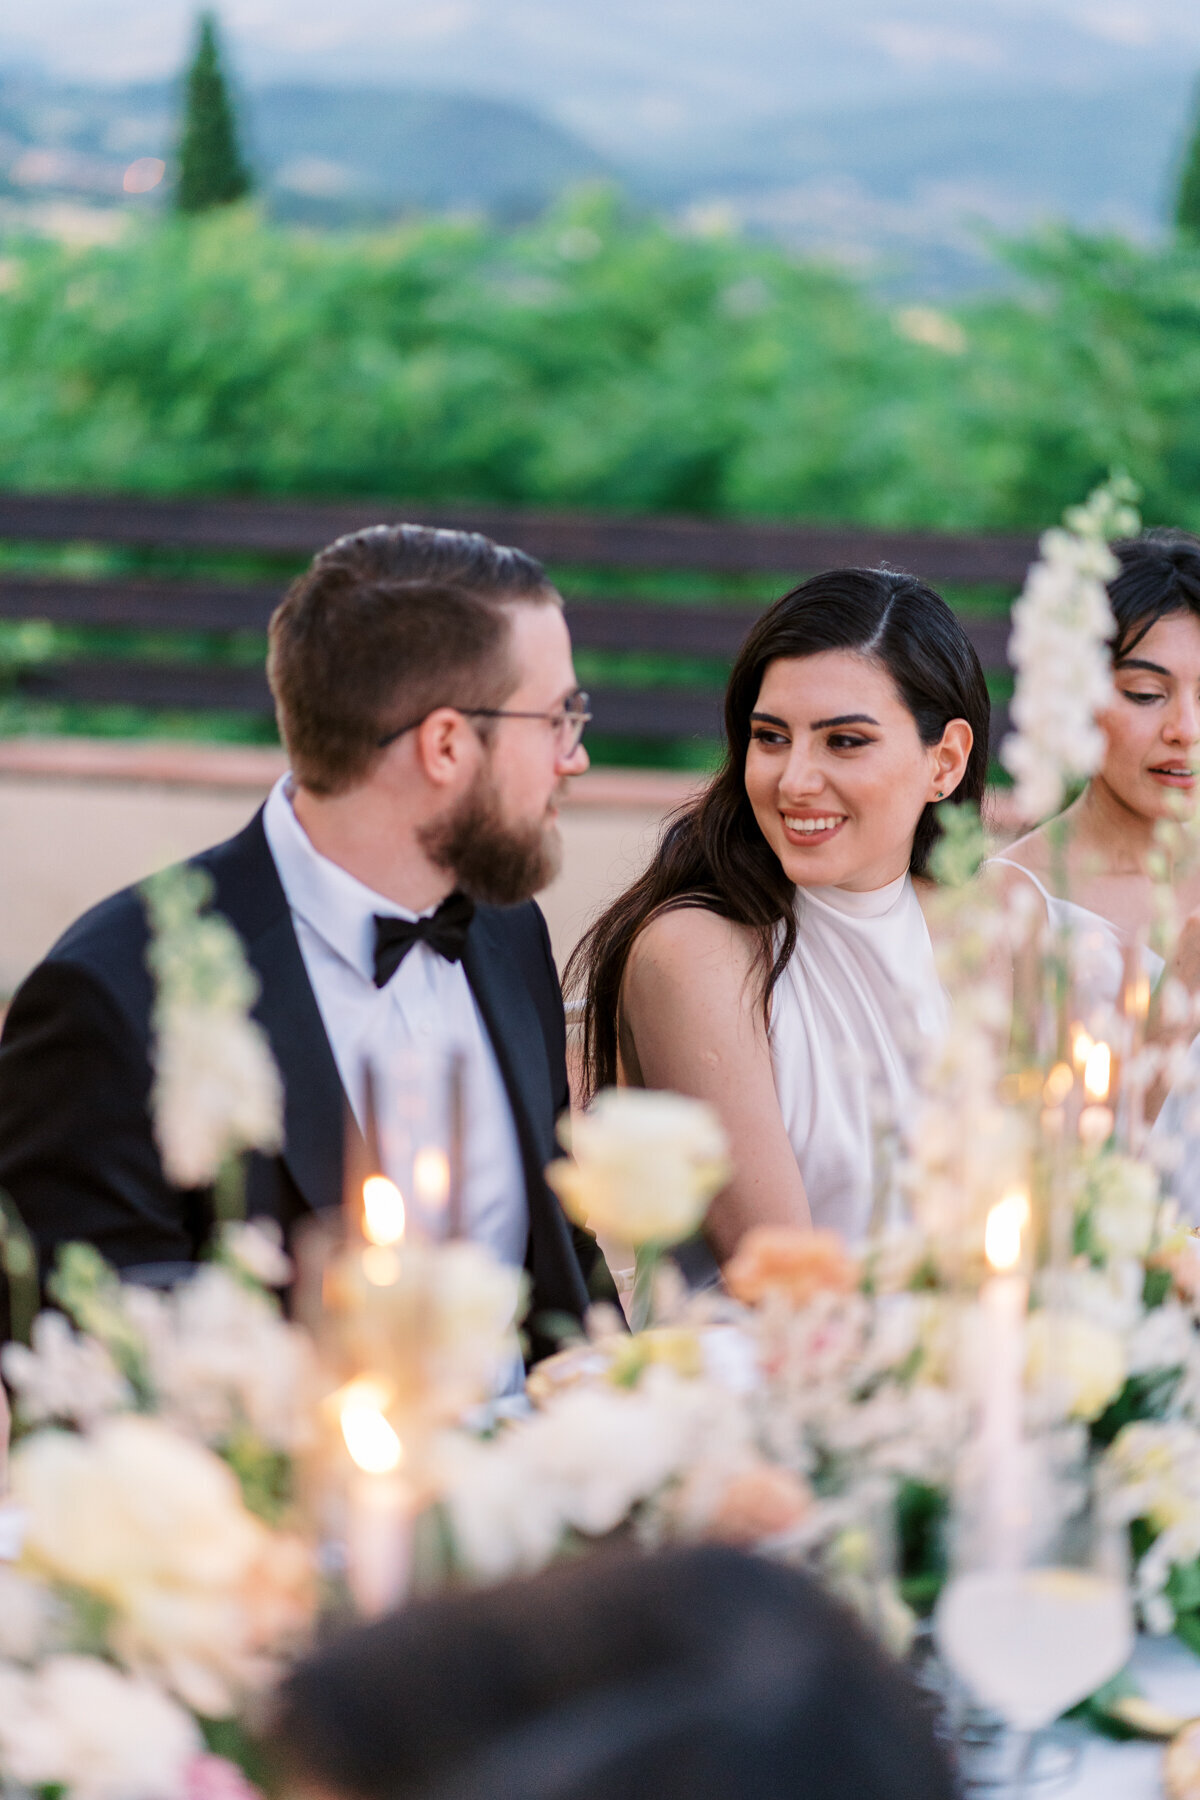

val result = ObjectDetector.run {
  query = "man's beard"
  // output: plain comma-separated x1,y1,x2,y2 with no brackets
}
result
418,768,562,906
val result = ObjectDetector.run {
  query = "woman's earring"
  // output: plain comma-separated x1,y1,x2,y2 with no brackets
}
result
935,790,944,799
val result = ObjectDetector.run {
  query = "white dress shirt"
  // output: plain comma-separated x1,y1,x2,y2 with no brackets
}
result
262,776,529,1270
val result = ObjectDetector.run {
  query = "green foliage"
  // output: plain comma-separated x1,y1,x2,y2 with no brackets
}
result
175,12,252,215
7,198,1200,532
1090,1366,1184,1448
895,1478,948,1615
47,1243,153,1399
1178,80,1200,239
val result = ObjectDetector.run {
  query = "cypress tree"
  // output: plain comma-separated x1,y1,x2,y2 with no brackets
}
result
1176,77,1200,239
175,11,252,214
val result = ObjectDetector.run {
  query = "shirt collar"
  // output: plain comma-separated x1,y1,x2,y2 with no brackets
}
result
263,775,426,983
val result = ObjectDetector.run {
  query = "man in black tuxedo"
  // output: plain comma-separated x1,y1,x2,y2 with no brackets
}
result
0,524,599,1347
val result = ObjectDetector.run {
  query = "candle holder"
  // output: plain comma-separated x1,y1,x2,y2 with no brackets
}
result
294,1054,526,1622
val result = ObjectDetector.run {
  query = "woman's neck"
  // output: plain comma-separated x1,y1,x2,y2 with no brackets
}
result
1064,777,1158,875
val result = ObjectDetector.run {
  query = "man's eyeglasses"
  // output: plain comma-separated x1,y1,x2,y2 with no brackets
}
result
377,690,592,756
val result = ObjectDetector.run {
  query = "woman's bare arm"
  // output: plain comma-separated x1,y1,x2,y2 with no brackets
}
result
619,906,811,1262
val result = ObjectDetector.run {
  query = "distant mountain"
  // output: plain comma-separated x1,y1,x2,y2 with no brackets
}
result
0,73,610,223
641,74,1199,293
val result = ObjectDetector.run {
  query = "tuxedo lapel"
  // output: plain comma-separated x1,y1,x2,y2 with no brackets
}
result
202,810,358,1220
461,910,589,1327
461,914,556,1167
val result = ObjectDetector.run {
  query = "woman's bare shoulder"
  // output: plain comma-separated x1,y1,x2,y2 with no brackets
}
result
624,903,759,996
990,822,1053,875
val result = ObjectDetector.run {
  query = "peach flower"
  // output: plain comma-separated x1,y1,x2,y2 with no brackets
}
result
725,1227,858,1307
705,1463,813,1546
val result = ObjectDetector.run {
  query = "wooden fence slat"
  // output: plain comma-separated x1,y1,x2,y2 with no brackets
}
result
13,660,273,714
0,577,1015,673
0,492,1040,583
0,576,280,632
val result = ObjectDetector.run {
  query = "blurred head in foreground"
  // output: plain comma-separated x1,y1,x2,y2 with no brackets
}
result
269,1545,955,1800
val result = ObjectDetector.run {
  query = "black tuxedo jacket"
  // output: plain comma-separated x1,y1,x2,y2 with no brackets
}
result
0,810,593,1343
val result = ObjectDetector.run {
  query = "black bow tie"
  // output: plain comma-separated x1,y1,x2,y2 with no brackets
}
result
373,891,476,987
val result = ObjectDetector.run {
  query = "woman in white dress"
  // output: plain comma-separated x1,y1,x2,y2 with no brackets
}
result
989,532,1200,1184
567,569,990,1258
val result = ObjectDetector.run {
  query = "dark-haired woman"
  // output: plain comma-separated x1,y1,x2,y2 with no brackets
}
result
568,569,989,1259
990,532,1200,1185
992,532,1200,1026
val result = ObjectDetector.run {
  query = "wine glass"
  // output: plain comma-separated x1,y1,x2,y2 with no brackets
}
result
934,1439,1133,1794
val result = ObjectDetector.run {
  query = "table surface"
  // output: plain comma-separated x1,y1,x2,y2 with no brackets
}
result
1023,1635,1200,1797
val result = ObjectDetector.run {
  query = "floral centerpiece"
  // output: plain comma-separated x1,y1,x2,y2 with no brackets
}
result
0,1224,316,1800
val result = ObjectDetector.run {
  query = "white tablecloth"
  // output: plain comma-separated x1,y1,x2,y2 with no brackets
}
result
1034,1636,1200,1798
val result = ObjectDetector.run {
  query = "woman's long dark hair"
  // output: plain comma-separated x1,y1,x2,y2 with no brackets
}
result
566,567,991,1098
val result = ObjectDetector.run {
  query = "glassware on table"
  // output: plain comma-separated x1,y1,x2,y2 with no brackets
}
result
935,1444,1133,1795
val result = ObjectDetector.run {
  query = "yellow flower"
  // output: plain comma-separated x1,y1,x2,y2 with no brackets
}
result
1025,1312,1126,1423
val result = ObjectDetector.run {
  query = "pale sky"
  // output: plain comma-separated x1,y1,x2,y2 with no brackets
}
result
6,0,1199,153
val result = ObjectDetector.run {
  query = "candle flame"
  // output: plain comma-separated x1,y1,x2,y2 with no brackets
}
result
1084,1040,1112,1103
339,1378,403,1475
1043,1061,1074,1107
985,1190,1029,1272
1071,1025,1094,1072
1125,970,1151,1023
413,1146,451,1209
363,1175,406,1246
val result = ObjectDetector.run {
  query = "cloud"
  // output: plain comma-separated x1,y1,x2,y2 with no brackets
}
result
862,21,1006,71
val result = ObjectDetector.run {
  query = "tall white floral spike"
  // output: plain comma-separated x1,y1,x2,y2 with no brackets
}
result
1001,475,1141,825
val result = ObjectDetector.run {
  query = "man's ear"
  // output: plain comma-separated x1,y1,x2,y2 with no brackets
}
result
413,708,478,789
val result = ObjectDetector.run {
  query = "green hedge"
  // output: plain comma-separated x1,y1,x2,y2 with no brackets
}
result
0,190,1197,533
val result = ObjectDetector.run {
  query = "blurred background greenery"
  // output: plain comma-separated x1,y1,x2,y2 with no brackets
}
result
1,8,1200,760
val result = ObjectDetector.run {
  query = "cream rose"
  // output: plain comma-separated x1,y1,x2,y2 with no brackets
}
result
548,1089,730,1247
1025,1311,1126,1423
12,1415,310,1716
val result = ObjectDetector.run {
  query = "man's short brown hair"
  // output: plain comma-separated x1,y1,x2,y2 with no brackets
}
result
267,523,559,794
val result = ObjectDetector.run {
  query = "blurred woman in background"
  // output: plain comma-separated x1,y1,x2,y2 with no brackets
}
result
269,1545,957,1800
567,569,989,1259
990,531,1200,1186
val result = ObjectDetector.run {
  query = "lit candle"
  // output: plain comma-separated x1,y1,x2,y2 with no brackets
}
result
361,1174,405,1287
1078,1038,1114,1148
980,1189,1029,1569
339,1377,413,1618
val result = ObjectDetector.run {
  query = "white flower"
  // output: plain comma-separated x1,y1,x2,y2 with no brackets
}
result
144,865,284,1189
128,1266,316,1454
0,1565,55,1661
1085,1153,1161,1262
423,1241,528,1417
1025,1311,1126,1422
439,1369,712,1583
11,1416,309,1716
548,1089,730,1247
1,1312,131,1428
1108,1421,1200,1535
0,1655,199,1800
220,1219,292,1289
1001,477,1139,823
1128,1302,1194,1378
153,1005,283,1189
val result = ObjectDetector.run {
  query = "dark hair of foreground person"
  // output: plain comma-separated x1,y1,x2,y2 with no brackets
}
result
269,1545,957,1800
567,566,990,1095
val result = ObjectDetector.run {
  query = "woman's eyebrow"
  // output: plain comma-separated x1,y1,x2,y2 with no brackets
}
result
750,710,789,727
809,713,880,730
1116,658,1171,676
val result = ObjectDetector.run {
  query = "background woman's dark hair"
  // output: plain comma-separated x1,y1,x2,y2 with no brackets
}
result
1108,529,1200,661
269,1545,956,1800
566,567,990,1097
